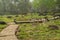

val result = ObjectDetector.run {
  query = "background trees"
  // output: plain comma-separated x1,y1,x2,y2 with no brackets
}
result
32,0,56,15
0,0,30,15
0,0,60,15
56,0,60,12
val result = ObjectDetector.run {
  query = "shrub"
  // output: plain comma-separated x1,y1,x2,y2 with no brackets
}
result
48,25,59,30
15,15,19,17
0,21,6,24
54,13,60,17
7,16,12,18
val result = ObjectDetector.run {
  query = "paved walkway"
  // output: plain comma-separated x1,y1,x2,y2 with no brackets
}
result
0,23,19,40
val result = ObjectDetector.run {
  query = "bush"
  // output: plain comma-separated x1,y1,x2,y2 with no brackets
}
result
0,21,6,24
54,13,60,17
15,15,19,17
48,25,59,30
7,16,12,18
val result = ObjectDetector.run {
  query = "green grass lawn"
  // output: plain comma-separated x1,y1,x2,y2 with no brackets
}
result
16,19,60,40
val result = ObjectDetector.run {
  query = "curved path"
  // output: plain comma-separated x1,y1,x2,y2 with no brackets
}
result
0,23,19,40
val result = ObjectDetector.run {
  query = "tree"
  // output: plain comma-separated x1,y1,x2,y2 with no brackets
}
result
0,0,31,15
18,0,30,15
32,0,56,15
56,0,60,12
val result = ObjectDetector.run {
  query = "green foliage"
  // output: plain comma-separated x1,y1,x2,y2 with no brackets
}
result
0,24,6,32
0,15,14,22
33,0,56,8
56,0,60,4
16,15,60,40
15,13,54,21
32,0,56,13
0,0,31,14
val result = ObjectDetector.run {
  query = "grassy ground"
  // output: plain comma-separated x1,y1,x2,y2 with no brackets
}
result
0,15,15,22
0,15,13,32
16,14,53,21
0,24,6,32
16,14,60,40
0,14,60,40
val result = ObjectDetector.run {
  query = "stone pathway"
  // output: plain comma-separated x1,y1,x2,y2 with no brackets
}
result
0,23,19,40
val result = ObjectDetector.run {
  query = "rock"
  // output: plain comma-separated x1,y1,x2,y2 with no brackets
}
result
44,17,49,21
